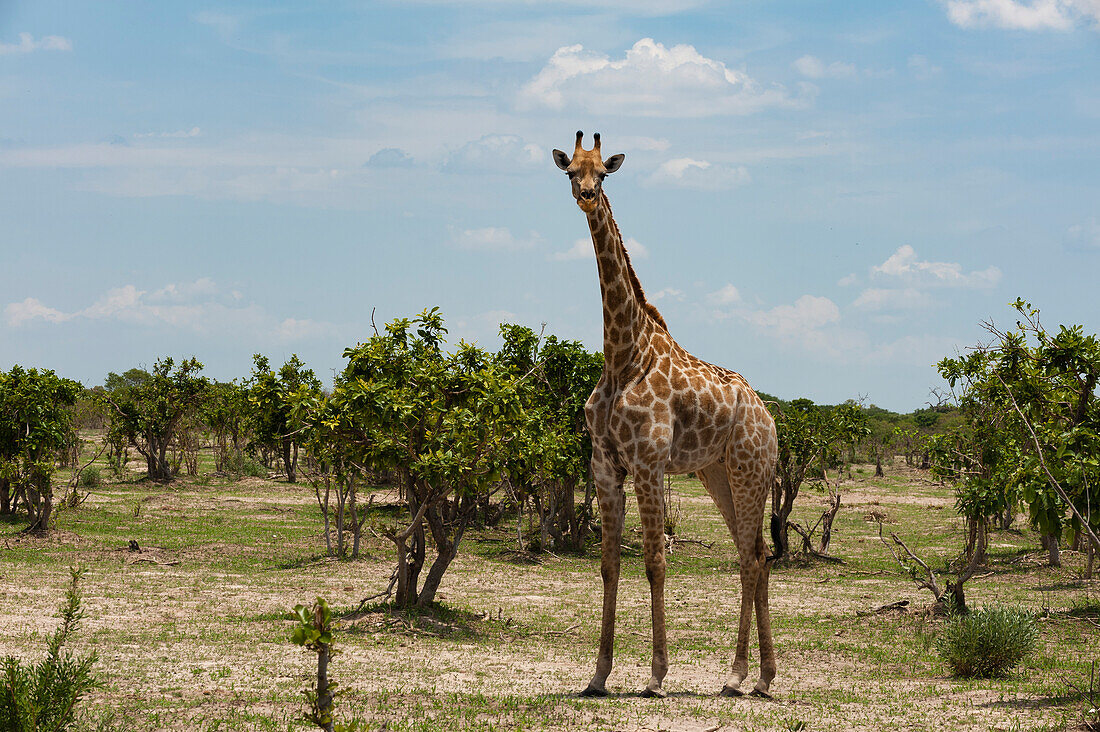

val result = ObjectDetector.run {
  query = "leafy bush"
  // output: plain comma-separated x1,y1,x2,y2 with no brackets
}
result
224,453,266,478
1,568,99,730
77,467,102,490
937,604,1038,678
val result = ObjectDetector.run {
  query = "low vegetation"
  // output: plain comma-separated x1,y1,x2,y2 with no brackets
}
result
936,603,1039,679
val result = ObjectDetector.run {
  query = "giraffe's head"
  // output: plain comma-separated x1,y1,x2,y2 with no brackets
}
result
553,131,625,214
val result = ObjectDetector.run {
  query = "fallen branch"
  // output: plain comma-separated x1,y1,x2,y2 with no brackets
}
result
857,599,910,617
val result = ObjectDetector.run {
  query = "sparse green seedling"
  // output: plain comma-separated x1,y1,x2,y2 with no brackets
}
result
936,604,1038,678
291,598,358,732
0,567,99,730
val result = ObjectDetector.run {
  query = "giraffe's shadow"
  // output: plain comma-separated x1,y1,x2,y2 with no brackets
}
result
548,689,752,700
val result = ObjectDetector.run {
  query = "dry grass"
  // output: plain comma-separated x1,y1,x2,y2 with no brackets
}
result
2,451,1098,731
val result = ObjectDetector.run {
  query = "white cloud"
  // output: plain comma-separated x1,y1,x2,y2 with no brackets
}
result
871,245,1001,288
837,273,859,287
518,38,801,117
549,235,647,261
550,238,592,261
4,279,337,342
452,226,541,252
851,287,933,311
707,283,742,305
624,237,648,259
1067,218,1100,248
652,287,685,301
274,318,340,343
648,157,751,190
792,55,856,79
0,33,72,55
5,298,70,326
441,134,542,174
746,295,840,336
942,0,1100,30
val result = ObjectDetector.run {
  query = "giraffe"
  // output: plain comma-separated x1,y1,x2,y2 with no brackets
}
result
552,131,783,699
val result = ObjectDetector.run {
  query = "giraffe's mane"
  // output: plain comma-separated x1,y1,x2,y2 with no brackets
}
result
601,193,669,332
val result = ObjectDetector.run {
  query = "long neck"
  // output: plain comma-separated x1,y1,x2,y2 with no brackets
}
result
585,191,663,375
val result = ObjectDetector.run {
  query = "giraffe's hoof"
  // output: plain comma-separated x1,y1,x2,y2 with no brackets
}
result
749,687,773,700
640,684,667,699
579,684,608,698
719,685,744,697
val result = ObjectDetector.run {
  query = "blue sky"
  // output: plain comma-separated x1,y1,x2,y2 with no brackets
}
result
1,1,1098,410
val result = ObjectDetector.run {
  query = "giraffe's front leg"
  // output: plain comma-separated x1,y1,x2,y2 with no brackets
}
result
635,467,669,698
581,453,625,697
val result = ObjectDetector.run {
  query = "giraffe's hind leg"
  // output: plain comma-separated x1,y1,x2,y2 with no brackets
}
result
750,528,776,698
698,460,774,698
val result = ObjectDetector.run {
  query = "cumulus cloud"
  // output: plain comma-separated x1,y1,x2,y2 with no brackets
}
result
1066,218,1100,249
792,55,856,79
871,244,1001,288
624,237,649,258
652,287,685,301
4,279,337,342
647,157,750,190
746,295,841,336
441,134,542,174
850,245,1000,311
549,235,647,261
518,38,800,117
5,298,70,326
851,287,933,311
0,33,72,55
550,238,591,261
942,0,1100,30
707,283,742,305
452,226,541,251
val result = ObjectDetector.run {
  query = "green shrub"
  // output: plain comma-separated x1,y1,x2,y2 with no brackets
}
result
936,604,1038,678
224,453,266,478
77,467,102,490
1,568,99,730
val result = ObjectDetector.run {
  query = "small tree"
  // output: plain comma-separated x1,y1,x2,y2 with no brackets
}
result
294,309,525,607
0,366,82,531
249,355,321,484
102,358,207,482
201,380,252,475
937,299,1100,567
496,324,603,553
770,398,868,557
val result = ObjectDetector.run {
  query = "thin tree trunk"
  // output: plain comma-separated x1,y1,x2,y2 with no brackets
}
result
315,641,333,732
282,438,296,483
1041,532,1061,567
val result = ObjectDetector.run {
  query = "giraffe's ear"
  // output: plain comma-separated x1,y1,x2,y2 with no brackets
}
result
603,154,625,174
552,149,571,171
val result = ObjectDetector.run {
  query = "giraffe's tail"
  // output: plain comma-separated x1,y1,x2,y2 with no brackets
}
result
765,513,786,565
